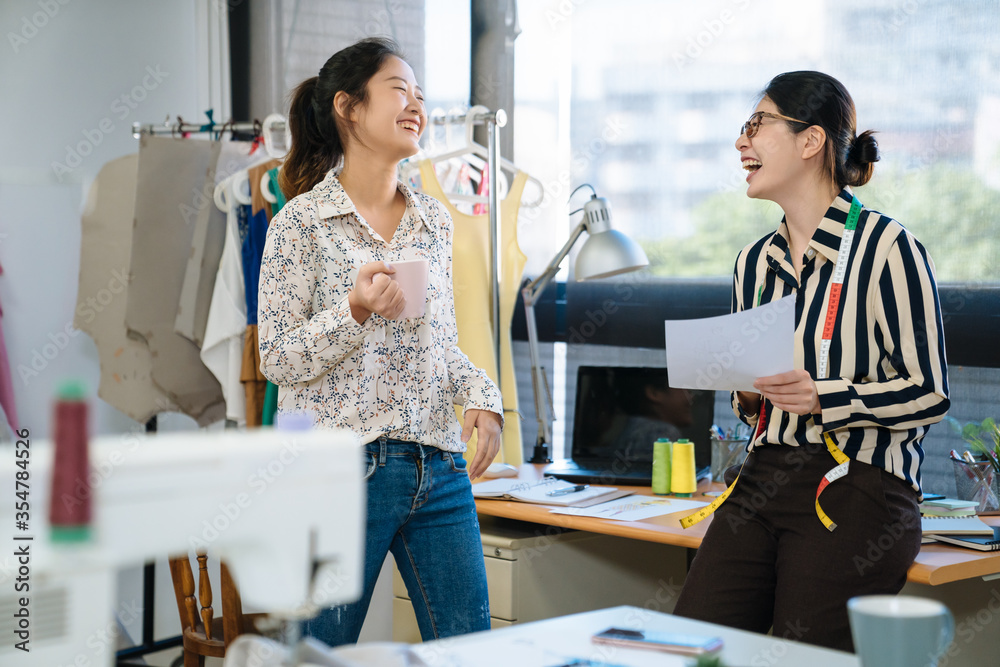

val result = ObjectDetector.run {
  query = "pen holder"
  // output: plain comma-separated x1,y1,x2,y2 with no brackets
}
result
951,458,1000,513
710,437,748,484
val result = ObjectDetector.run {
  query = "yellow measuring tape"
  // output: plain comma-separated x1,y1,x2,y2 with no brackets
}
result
680,197,862,532
679,432,850,530
680,453,751,529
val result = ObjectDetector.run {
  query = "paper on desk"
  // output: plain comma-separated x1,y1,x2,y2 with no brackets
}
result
550,494,707,521
664,295,795,392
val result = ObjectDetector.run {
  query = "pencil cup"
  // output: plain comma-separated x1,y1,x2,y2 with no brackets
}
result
951,458,1000,513
710,436,747,483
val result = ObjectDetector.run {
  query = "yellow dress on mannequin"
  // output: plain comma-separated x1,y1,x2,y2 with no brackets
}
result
418,160,527,465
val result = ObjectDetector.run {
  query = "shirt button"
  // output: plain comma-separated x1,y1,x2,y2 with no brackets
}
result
806,248,816,259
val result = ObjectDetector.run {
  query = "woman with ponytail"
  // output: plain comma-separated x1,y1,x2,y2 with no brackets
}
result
674,71,949,651
258,38,502,646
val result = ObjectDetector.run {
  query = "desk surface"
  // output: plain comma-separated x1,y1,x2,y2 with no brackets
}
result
474,465,1000,586
415,604,858,666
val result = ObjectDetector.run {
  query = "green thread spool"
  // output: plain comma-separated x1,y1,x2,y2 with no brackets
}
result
652,438,672,495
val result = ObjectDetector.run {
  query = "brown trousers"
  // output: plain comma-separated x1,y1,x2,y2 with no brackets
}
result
674,441,921,652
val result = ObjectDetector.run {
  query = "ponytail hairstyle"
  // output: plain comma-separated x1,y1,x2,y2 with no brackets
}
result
761,71,879,189
280,37,405,200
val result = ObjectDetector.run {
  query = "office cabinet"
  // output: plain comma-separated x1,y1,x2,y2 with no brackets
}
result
392,516,687,642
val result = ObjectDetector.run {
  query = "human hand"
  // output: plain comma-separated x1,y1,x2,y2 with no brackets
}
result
348,261,405,323
462,409,503,480
753,370,820,416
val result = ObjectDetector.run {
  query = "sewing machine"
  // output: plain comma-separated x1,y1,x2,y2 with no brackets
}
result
0,428,364,666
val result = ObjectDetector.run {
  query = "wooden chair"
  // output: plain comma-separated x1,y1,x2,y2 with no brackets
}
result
168,554,269,667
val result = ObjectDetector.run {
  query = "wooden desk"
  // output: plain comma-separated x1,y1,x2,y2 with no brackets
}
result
474,465,1000,586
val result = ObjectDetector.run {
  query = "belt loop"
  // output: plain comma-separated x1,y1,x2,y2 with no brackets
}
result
378,435,387,467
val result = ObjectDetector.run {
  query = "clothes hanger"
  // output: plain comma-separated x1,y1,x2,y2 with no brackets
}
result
400,106,544,208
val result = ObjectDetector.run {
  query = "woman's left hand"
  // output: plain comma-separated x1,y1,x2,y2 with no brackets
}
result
462,409,503,480
753,370,821,416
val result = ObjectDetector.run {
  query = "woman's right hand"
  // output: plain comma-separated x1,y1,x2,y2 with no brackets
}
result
348,261,405,323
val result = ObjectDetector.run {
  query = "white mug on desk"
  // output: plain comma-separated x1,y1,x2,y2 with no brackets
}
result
848,595,954,667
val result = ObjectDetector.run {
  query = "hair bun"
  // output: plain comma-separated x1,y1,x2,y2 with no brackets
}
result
849,130,880,166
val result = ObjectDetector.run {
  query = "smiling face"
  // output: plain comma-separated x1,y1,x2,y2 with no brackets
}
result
736,97,809,202
342,55,425,162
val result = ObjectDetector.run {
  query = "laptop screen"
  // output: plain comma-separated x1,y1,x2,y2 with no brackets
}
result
570,366,714,470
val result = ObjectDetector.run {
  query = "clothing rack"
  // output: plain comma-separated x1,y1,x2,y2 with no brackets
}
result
131,119,284,138
430,108,507,388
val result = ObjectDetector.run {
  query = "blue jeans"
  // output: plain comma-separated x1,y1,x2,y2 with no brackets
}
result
304,438,491,646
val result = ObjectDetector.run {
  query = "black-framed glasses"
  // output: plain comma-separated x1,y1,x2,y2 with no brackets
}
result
740,111,809,140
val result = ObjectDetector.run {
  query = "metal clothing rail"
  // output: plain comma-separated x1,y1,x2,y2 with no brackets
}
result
131,119,284,138
430,108,507,389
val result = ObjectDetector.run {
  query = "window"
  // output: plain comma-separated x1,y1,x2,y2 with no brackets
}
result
513,0,1000,283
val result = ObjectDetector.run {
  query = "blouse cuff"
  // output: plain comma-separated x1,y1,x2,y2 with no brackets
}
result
815,377,852,430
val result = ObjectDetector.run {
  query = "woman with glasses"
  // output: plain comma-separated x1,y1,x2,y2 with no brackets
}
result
673,71,949,651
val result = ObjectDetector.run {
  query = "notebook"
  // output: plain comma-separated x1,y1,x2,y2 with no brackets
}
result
928,529,1000,552
544,366,715,486
920,515,995,536
471,477,631,507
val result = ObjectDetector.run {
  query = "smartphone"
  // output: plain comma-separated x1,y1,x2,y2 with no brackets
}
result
923,493,946,501
591,627,724,655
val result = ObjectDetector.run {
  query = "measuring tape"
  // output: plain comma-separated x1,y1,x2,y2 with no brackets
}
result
680,197,862,531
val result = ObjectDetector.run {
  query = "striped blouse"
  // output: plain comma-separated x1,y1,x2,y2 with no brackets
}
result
730,187,949,493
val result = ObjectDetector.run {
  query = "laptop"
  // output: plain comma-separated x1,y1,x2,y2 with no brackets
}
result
544,366,714,486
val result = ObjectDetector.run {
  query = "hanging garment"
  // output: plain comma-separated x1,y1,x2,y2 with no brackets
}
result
0,263,18,433
417,160,528,465
260,167,286,428
201,190,249,426
240,324,267,427
74,154,180,423
175,141,257,348
125,136,225,425
240,159,282,426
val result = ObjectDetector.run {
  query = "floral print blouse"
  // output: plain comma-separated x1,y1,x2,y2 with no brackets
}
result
257,170,502,450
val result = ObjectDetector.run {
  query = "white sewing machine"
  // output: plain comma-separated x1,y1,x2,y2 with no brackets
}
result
0,428,364,666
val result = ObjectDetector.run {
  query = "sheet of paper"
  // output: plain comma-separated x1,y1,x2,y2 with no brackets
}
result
664,295,796,392
550,494,707,521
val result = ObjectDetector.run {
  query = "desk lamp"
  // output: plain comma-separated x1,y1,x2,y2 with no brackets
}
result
523,184,649,463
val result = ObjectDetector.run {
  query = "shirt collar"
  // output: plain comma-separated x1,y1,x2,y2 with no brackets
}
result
768,186,858,268
311,170,429,233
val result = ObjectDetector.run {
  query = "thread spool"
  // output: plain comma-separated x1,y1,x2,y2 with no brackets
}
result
671,439,696,497
49,380,91,543
652,439,672,495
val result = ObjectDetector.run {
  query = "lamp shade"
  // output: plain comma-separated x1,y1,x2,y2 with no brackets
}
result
575,229,649,280
574,194,649,280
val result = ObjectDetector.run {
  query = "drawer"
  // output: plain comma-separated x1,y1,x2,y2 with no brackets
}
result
484,556,516,621
393,556,517,622
392,596,516,643
392,597,422,643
